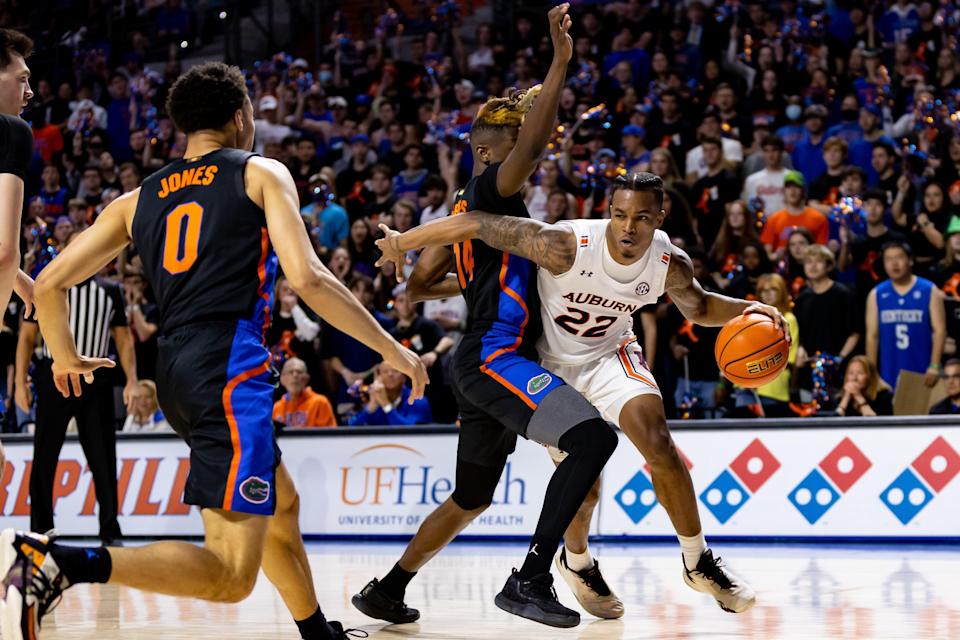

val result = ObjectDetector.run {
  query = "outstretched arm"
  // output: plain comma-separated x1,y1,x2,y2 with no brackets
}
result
666,246,788,337
376,212,578,277
252,157,428,401
34,192,138,395
495,4,572,197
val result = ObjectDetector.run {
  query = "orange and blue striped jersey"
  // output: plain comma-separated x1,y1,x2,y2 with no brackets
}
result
450,162,542,356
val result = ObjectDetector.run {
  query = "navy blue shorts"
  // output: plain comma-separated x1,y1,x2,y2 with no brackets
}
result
156,320,280,516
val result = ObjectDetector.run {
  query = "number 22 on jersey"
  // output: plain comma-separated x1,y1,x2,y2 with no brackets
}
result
555,307,616,337
163,202,204,274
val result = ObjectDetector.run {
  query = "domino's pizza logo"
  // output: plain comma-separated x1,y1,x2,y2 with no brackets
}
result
615,448,693,524
880,437,959,524
788,437,871,524
700,438,780,524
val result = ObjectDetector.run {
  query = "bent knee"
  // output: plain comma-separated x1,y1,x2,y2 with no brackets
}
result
276,490,301,518
209,568,258,603
597,422,620,455
639,422,679,466
450,489,494,513
561,419,619,458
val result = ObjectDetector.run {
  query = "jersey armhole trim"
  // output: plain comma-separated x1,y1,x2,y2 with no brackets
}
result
654,232,672,296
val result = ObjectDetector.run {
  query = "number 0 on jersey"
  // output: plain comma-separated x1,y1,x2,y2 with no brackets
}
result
163,201,204,274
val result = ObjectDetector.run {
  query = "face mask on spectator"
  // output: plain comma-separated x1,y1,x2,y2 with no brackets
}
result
319,70,333,85
786,105,802,121
841,108,858,121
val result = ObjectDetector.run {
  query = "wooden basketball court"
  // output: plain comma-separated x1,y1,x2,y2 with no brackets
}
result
35,540,958,639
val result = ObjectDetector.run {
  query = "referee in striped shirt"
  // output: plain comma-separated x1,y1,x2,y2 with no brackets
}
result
15,236,140,544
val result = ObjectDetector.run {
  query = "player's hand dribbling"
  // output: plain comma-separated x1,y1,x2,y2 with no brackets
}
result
548,3,573,64
384,343,429,403
375,224,406,282
741,303,791,345
52,356,117,399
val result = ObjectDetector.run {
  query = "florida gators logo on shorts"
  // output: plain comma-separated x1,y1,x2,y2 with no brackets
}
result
240,476,271,504
527,373,553,395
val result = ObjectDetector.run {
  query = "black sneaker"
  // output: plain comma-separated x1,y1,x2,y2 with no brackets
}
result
351,578,420,623
494,569,580,628
328,620,369,638
0,529,69,640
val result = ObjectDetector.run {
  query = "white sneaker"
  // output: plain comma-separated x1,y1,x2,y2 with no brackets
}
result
0,529,67,640
555,548,624,619
682,549,756,613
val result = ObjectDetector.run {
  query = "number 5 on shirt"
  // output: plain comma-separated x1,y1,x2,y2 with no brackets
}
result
895,323,910,350
163,202,204,274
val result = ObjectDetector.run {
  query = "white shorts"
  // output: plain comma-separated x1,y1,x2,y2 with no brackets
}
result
544,339,660,462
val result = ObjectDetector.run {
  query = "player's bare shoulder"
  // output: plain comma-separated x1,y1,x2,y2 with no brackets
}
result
109,187,142,233
244,155,296,207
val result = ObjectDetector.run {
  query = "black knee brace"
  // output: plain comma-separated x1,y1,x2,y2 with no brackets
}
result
557,418,619,465
451,458,505,510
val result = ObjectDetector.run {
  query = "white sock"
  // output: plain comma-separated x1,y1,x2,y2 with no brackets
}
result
678,532,707,571
564,545,594,572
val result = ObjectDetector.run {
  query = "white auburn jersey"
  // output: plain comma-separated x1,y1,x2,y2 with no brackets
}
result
537,220,673,366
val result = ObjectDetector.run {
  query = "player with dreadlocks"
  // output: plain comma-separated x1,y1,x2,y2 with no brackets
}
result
351,4,619,629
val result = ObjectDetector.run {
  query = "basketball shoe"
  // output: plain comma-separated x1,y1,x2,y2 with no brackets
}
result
554,548,624,619
682,549,756,613
0,529,68,640
494,569,580,628
351,578,420,623
328,621,369,638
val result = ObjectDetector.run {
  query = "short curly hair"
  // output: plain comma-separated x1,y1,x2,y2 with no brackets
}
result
0,29,33,70
166,62,248,134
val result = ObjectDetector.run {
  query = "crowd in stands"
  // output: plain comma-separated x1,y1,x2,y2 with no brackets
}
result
4,0,960,431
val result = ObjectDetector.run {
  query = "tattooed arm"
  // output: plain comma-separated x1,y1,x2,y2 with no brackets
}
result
666,246,788,337
375,212,578,277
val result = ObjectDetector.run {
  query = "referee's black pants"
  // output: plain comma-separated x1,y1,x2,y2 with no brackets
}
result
29,359,122,541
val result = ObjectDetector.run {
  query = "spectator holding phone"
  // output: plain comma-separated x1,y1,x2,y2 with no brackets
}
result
348,361,432,426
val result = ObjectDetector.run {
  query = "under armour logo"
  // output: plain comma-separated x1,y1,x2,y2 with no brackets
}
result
529,544,539,556
580,270,593,277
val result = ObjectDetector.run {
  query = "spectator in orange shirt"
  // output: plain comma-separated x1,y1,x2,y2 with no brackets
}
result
760,170,830,259
272,358,337,428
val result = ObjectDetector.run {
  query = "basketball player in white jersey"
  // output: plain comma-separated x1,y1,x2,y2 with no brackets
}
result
376,172,788,616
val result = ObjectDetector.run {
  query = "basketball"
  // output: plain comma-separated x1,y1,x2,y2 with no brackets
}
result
714,313,789,387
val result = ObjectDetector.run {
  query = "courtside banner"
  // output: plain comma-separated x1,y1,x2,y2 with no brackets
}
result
287,433,556,536
0,438,198,536
1,424,957,538
598,426,960,538
0,433,556,537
